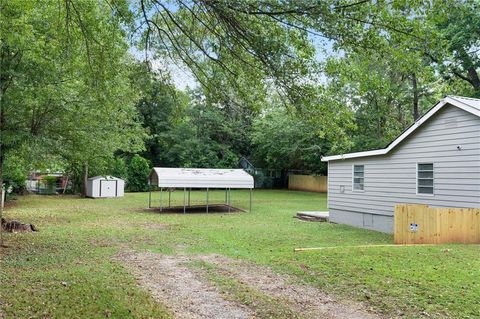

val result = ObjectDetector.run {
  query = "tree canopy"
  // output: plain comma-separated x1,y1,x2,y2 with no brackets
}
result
0,0,479,193
0,1,144,196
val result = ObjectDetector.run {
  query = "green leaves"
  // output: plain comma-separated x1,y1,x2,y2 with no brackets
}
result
427,0,480,96
2,0,479,186
126,154,150,192
251,107,333,174
1,0,144,186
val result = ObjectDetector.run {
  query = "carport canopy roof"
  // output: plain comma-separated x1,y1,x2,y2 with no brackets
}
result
149,167,254,189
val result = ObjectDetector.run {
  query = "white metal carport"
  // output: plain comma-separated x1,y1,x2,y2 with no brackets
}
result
148,168,254,213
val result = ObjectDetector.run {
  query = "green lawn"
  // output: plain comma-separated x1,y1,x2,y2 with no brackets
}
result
1,191,479,318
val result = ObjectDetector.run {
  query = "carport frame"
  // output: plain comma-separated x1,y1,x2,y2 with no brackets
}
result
147,168,254,213
148,186,252,213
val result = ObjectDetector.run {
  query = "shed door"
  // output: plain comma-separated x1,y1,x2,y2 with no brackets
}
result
100,180,116,197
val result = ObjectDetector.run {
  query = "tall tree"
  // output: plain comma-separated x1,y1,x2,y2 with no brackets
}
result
323,51,442,152
427,1,480,96
0,0,143,243
134,67,188,166
251,107,335,174
135,0,433,108
156,88,253,168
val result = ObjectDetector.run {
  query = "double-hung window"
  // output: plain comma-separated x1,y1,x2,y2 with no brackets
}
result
417,163,434,195
353,165,364,191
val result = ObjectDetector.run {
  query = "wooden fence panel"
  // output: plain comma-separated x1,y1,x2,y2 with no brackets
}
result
288,175,327,193
394,204,480,244
394,204,406,244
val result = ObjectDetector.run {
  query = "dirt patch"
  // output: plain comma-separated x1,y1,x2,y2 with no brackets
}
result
140,204,244,214
117,251,382,319
199,254,382,319
2,199,18,209
116,251,254,319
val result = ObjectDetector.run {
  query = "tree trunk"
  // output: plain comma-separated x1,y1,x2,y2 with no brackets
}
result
82,162,88,197
373,96,381,139
467,67,480,96
412,73,420,121
0,89,4,246
0,147,4,247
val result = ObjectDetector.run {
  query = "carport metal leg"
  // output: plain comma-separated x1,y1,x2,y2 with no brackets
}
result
188,188,191,206
206,188,209,213
228,188,231,213
168,189,171,208
224,189,227,205
148,185,152,208
160,187,163,212
183,187,186,214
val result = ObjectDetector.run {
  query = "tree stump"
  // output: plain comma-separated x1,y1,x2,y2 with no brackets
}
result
1,218,38,232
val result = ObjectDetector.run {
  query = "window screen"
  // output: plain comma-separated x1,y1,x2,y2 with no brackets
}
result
417,163,434,194
353,165,364,191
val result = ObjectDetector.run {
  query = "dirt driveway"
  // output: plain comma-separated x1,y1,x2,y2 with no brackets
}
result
117,251,383,319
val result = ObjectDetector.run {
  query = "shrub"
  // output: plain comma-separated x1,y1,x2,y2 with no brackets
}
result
110,157,128,180
126,155,150,192
4,155,28,194
42,176,58,194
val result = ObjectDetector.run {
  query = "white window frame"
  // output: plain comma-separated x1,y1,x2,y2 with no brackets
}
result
352,164,365,192
416,162,434,196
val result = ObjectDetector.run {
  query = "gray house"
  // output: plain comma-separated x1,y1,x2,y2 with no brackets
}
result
321,95,480,233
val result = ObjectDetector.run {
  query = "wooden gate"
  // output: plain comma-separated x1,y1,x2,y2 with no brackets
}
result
394,204,480,244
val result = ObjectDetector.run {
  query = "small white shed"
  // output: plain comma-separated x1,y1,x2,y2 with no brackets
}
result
86,176,124,198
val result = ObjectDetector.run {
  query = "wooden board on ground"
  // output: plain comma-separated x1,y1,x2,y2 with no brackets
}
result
295,211,329,222
294,244,437,252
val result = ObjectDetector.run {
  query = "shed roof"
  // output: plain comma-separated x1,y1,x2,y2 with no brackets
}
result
88,176,123,181
322,95,480,162
149,168,254,189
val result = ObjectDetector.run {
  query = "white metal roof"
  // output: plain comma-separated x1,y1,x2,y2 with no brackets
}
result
149,168,254,189
321,95,480,162
88,176,123,181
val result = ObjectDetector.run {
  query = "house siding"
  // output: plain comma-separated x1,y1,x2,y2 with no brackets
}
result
327,104,480,233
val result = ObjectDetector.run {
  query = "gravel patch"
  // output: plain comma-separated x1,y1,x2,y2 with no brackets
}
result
117,251,382,319
116,251,254,319
199,254,382,319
